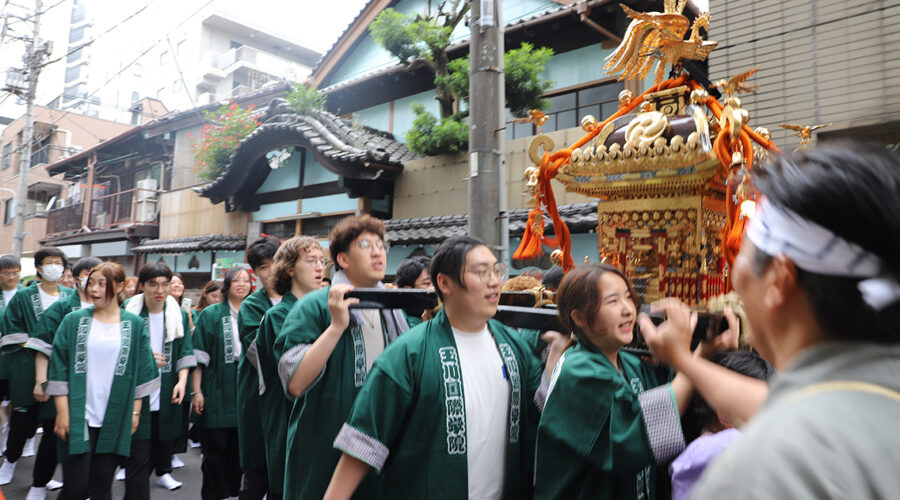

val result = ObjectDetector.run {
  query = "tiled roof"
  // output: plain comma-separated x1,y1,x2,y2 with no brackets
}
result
385,201,598,245
132,234,247,254
196,98,418,204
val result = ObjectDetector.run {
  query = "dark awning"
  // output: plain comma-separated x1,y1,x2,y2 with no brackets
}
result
132,234,247,254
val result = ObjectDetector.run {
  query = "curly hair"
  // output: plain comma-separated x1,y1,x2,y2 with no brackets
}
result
272,236,323,295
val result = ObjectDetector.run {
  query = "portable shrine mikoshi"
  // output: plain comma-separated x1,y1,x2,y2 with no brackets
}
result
513,0,783,306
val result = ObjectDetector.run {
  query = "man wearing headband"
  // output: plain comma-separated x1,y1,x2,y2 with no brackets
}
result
641,143,900,499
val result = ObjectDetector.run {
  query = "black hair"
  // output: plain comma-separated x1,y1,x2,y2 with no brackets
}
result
221,267,251,302
247,236,281,271
753,142,900,343
541,266,564,291
682,350,774,441
0,254,20,271
394,256,431,288
72,257,102,278
430,236,488,301
137,261,173,285
34,247,68,277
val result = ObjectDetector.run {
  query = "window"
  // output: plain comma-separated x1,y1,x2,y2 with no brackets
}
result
68,25,86,44
506,80,625,140
64,64,83,83
1,143,10,170
4,198,14,225
70,2,86,23
261,221,295,240
63,84,84,103
67,47,83,64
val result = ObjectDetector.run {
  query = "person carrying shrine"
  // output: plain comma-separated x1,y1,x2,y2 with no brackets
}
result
273,215,409,499
324,235,571,500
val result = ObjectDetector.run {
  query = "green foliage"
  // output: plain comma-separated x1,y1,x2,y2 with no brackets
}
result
405,103,469,156
369,9,424,62
505,43,554,117
286,83,326,114
435,43,554,117
434,56,470,103
190,101,261,181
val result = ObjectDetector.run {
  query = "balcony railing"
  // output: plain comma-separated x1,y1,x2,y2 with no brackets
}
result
45,187,161,235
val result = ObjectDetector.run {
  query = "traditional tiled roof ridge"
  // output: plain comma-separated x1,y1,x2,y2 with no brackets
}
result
195,98,417,203
132,234,247,254
384,201,598,245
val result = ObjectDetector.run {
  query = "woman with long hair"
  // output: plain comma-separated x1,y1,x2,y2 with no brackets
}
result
191,268,252,500
45,262,158,500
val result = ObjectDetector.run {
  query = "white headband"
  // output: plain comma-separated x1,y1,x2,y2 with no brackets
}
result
746,197,900,310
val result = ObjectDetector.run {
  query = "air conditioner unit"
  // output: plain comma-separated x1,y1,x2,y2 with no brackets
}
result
136,178,158,201
136,199,157,223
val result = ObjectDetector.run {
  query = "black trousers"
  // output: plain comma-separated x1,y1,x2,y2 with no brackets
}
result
124,411,173,500
238,467,268,500
60,426,120,500
171,399,190,454
3,405,57,487
201,427,241,500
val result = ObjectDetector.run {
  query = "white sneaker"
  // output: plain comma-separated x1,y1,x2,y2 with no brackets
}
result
25,485,47,500
189,439,201,448
22,437,36,457
46,479,63,490
155,473,182,491
0,459,16,485
171,454,185,468
115,467,126,481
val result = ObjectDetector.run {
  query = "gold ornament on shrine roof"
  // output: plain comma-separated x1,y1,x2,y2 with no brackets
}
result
780,122,832,150
604,1,718,86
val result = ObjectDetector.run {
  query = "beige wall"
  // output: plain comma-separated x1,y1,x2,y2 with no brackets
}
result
393,126,601,219
709,0,900,150
159,187,248,239
0,106,131,255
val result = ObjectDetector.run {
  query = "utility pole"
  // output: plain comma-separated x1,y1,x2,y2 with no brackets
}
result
468,0,508,265
10,0,47,258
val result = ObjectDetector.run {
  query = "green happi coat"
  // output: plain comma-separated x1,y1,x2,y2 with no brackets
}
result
255,291,297,495
273,284,409,500
0,285,25,382
534,344,685,500
26,289,87,419
237,288,273,470
0,283,73,409
334,310,547,499
129,297,196,441
45,308,159,461
193,302,239,429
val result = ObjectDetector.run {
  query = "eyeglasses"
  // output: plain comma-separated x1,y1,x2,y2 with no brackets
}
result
303,257,328,267
356,238,388,253
467,262,506,283
144,281,171,291
0,271,20,278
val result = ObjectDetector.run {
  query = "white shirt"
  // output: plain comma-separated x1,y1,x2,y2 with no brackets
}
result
80,301,92,310
229,303,241,358
38,286,61,312
85,319,122,427
269,296,282,307
2,288,17,306
358,309,384,371
148,311,164,411
451,325,510,500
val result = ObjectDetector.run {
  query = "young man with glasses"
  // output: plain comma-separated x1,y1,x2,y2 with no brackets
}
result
0,247,71,494
324,235,571,500
274,215,410,499
123,262,195,496
256,236,325,500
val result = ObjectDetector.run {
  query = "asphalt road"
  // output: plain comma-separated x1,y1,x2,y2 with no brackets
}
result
1,430,205,499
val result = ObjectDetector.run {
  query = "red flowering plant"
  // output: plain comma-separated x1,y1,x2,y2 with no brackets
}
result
190,101,262,181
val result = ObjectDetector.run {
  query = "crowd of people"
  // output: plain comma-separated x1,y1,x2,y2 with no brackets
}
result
0,142,896,500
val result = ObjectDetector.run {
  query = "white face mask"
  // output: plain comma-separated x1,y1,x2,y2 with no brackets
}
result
41,264,64,283
79,277,88,289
